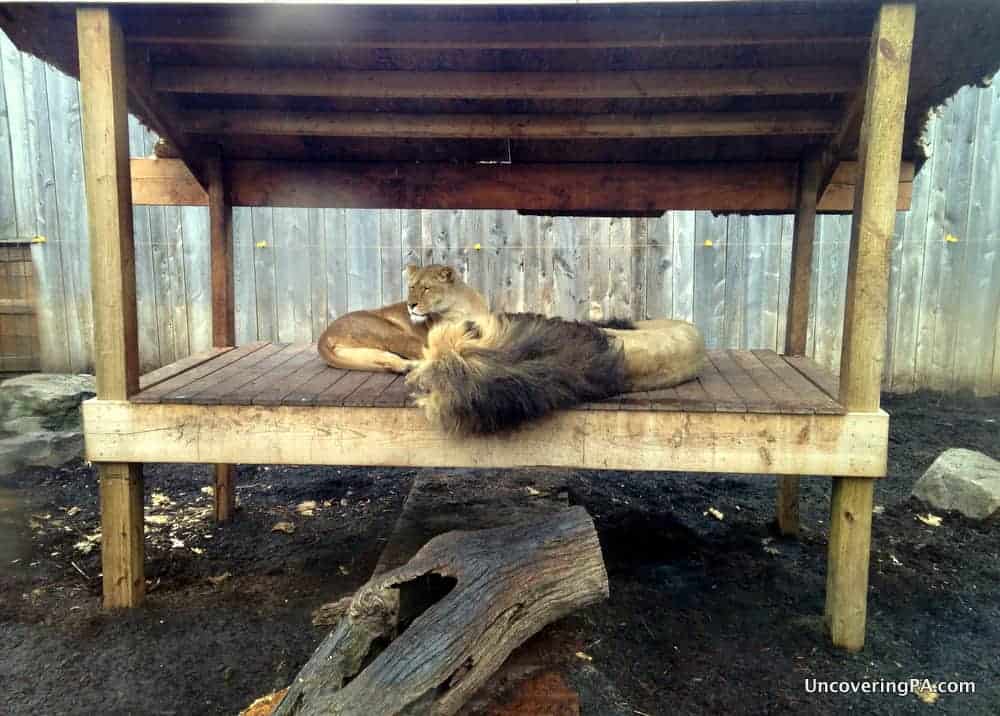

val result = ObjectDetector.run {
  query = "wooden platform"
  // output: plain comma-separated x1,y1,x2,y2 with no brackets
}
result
83,343,885,477
128,342,846,415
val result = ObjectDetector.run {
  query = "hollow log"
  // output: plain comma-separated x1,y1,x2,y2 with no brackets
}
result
273,506,608,716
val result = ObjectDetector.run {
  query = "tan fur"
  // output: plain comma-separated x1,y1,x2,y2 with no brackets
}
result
317,264,488,373
606,321,706,392
417,315,707,395
408,313,707,434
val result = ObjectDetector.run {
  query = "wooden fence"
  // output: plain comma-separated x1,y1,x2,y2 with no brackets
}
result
1,32,998,394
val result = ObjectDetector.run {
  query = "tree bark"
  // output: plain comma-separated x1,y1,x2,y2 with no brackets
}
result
274,506,608,716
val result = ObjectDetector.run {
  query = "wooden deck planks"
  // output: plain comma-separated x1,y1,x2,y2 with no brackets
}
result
181,343,291,405
129,343,845,414
138,346,234,391
131,342,269,403
282,362,349,406
707,350,777,411
754,350,844,414
784,354,841,401
729,350,814,414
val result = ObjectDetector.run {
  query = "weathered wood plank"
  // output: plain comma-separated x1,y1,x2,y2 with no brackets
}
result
693,214,728,348
708,350,777,411
138,346,234,391
131,342,268,403
126,12,871,50
180,343,289,405
77,7,143,611
729,350,812,414
837,3,915,413
181,109,840,139
785,150,822,355
245,345,322,405
281,363,348,406
83,400,891,478
232,207,257,342
784,354,842,401
313,370,374,407
340,372,398,407
131,158,912,214
155,65,859,100
250,208,278,340
6,33,73,371
206,156,235,348
78,8,137,398
754,350,843,414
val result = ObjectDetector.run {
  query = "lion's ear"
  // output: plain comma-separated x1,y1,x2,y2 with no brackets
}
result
405,264,419,279
438,266,456,283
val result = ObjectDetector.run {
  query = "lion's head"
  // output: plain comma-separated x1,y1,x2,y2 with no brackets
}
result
405,264,470,324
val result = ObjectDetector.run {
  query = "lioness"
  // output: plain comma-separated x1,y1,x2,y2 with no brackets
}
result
317,264,488,373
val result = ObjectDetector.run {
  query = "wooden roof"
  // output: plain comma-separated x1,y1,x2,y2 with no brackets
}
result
1,1,998,211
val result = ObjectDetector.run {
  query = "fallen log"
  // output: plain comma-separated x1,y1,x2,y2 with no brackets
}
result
273,505,608,716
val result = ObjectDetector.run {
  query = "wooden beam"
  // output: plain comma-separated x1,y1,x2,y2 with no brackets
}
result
153,65,860,100
128,157,913,213
205,155,237,523
82,401,890,478
838,5,915,413
131,157,209,206
125,48,208,189
206,157,235,348
785,149,823,355
180,109,839,140
77,7,144,609
778,147,823,539
125,13,871,50
225,160,800,212
828,2,916,654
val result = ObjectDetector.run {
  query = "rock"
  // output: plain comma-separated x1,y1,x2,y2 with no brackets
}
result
0,431,84,476
0,374,95,435
912,448,1000,520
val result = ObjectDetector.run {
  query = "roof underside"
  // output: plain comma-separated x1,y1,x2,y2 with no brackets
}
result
1,1,998,171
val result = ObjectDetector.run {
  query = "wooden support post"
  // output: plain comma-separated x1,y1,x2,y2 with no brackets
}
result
826,3,915,652
785,150,822,357
206,155,237,522
77,7,144,607
777,149,823,537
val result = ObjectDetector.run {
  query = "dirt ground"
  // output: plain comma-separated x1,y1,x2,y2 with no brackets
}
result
1,391,998,715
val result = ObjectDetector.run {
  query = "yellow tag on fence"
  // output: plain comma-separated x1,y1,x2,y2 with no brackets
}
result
255,240,268,249
944,234,959,243
31,235,47,244
703,239,714,247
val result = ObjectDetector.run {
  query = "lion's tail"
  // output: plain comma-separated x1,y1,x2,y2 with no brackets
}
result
406,313,628,435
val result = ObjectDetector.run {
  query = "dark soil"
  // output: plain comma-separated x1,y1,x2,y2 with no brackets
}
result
1,392,998,715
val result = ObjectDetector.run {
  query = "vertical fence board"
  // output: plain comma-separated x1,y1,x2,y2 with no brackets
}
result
232,207,257,342
723,216,747,349
323,208,348,323
644,214,673,322
693,212,727,348
775,215,795,351
44,64,92,372
607,216,631,319
127,117,161,370
930,89,979,391
251,207,278,340
957,82,999,394
346,208,380,312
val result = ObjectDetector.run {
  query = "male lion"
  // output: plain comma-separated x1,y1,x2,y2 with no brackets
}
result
408,312,706,434
317,264,488,373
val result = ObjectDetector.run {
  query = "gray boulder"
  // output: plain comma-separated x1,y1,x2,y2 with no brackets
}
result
912,448,1000,520
0,431,84,476
0,373,95,435
0,374,94,475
